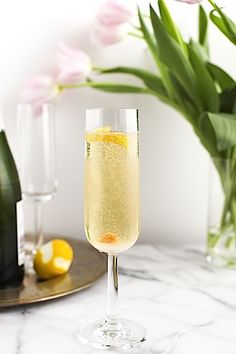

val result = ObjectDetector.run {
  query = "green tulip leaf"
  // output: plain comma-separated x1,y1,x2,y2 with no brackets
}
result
149,5,200,108
87,81,153,94
220,85,236,114
202,112,236,151
138,7,176,101
137,8,158,63
207,62,235,91
198,113,218,157
168,72,199,123
188,41,219,113
98,66,167,97
188,40,208,61
158,0,186,53
199,5,208,50
210,8,236,45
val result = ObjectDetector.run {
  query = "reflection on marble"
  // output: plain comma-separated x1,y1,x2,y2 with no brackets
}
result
1,244,236,354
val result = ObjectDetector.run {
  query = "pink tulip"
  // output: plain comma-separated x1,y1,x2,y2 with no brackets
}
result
21,75,59,116
57,42,92,84
175,0,203,3
96,0,134,27
91,0,135,46
91,22,129,46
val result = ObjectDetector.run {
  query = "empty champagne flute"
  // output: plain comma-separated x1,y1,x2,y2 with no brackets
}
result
17,104,57,273
79,108,146,350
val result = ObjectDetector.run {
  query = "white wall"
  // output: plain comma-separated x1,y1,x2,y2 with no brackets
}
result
0,0,235,244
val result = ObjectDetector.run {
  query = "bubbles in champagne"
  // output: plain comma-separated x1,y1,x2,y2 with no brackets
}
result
84,132,139,254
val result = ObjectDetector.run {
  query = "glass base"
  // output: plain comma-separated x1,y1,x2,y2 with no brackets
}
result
206,252,236,268
78,317,146,350
207,226,236,268
24,246,37,276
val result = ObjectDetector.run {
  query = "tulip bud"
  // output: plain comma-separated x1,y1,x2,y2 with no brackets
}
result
21,75,59,116
57,42,92,84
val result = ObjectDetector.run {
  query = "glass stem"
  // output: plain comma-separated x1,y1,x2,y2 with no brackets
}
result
106,255,119,322
34,202,43,252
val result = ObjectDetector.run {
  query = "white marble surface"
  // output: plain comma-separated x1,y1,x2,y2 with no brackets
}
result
1,244,236,354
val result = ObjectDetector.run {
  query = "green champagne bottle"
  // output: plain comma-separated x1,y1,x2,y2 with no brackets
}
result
0,112,24,288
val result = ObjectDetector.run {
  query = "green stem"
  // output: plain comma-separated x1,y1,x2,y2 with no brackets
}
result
133,25,142,31
58,79,196,127
217,152,236,231
59,82,91,90
128,32,144,39
207,0,216,9
208,154,236,252
59,81,155,93
92,66,105,72
220,162,231,228
59,80,166,101
141,14,150,20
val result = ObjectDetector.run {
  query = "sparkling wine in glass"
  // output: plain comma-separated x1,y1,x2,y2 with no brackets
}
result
17,104,57,273
79,108,146,350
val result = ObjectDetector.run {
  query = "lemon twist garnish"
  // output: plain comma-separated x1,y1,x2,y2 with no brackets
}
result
34,239,73,280
87,132,128,148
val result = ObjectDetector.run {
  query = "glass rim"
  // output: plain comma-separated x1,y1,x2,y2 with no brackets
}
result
86,108,138,113
85,108,139,132
17,103,54,111
17,102,53,107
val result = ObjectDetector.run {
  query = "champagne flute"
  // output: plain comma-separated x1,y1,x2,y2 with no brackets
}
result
79,108,146,350
17,104,57,273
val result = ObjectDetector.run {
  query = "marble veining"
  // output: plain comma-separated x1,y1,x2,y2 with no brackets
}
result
0,244,236,354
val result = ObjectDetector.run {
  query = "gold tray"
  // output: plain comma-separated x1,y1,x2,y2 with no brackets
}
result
0,236,106,308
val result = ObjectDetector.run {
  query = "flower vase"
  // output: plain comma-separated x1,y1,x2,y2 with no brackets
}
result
207,158,236,267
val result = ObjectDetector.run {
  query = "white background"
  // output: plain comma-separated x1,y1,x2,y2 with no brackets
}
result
0,0,235,244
